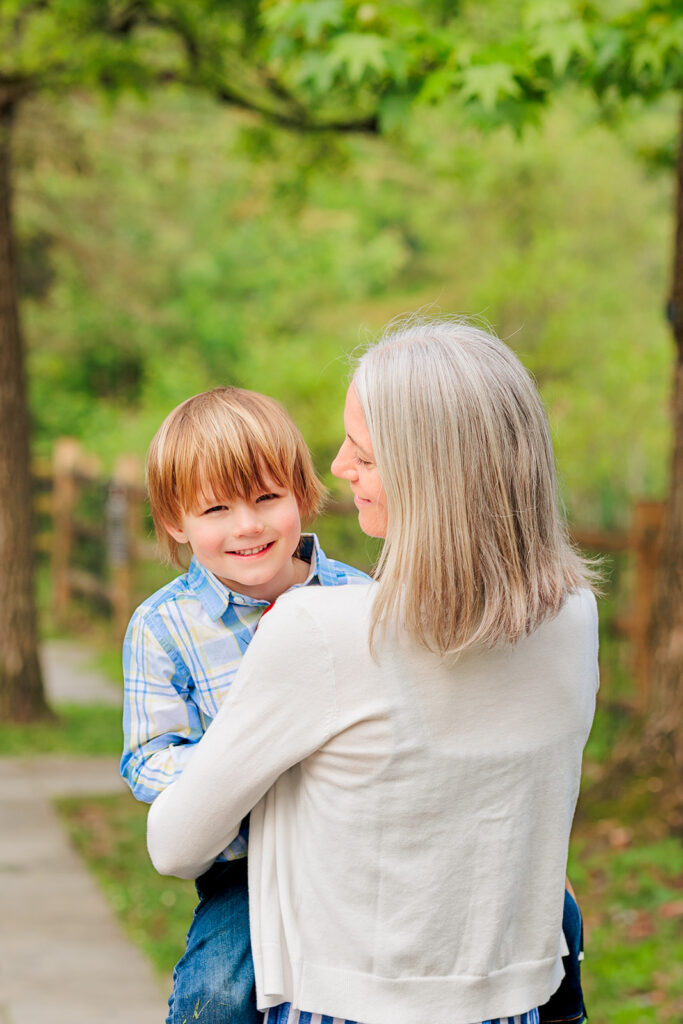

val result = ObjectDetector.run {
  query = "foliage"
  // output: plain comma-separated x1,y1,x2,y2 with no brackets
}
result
7,1,680,127
257,0,683,113
17,87,672,542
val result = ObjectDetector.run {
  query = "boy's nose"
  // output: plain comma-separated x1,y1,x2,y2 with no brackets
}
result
233,508,264,534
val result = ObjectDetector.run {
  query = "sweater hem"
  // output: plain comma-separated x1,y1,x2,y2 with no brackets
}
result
255,952,565,1024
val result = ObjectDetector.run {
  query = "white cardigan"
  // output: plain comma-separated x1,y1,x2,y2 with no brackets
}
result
148,583,598,1024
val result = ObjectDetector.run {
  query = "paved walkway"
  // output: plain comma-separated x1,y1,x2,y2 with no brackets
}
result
0,640,169,1023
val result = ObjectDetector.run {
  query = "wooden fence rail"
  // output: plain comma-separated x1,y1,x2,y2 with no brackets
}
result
33,438,664,707
44,438,147,640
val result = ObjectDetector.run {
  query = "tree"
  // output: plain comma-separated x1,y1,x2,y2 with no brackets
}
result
0,0,379,721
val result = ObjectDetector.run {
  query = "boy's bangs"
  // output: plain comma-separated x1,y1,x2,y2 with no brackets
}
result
185,439,292,512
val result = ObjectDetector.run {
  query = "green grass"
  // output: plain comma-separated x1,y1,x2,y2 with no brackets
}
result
568,830,683,1023
57,793,195,981
0,703,122,756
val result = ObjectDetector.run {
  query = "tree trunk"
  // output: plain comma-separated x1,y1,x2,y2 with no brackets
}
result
645,103,683,819
0,99,51,721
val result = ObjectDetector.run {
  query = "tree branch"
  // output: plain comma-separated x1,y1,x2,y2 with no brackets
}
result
95,5,380,134
212,82,380,133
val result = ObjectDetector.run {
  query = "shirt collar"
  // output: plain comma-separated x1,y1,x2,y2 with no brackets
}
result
299,533,344,587
186,533,329,622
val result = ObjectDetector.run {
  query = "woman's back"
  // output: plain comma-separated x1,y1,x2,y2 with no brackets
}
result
244,582,598,1023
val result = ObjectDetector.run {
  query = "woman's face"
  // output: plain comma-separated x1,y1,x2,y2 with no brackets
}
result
331,385,388,539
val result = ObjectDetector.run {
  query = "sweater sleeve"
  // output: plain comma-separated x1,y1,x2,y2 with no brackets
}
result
147,594,336,879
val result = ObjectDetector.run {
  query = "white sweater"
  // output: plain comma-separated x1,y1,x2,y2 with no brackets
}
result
148,583,598,1024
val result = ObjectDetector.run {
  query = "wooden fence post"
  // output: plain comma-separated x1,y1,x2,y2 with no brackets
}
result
52,438,81,625
108,454,142,642
631,499,665,710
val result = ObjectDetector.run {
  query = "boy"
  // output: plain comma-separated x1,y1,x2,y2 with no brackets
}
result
121,387,368,1024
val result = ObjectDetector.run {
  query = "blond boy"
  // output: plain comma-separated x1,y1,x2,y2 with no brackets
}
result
121,387,367,1024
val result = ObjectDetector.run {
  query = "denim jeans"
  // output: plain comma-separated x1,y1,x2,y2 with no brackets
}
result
166,858,263,1024
538,889,587,1023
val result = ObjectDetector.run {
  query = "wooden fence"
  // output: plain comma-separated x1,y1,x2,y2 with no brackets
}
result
33,438,665,706
35,438,148,641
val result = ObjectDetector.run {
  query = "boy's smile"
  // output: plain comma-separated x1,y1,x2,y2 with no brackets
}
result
228,541,273,556
165,482,308,603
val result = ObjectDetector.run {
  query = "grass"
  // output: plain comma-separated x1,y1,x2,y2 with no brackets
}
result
57,792,195,983
568,794,683,1023
0,702,122,756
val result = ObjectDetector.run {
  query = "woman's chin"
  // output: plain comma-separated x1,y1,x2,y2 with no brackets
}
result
358,510,387,539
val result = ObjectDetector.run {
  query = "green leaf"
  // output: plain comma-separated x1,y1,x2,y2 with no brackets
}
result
261,0,345,42
460,62,521,111
530,20,592,75
326,32,390,84
523,0,576,31
297,0,346,44
592,26,626,74
295,51,338,94
417,66,460,105
631,37,666,77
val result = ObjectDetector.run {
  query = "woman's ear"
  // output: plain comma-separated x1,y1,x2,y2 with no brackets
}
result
163,520,188,545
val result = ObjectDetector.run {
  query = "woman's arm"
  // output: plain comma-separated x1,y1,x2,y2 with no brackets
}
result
147,595,335,878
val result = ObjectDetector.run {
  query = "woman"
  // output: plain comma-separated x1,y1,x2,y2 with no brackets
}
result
148,316,599,1024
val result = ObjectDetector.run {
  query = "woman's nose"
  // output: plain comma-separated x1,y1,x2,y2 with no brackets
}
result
331,444,356,480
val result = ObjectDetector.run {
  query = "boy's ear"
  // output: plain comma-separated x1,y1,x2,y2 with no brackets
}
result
163,520,188,545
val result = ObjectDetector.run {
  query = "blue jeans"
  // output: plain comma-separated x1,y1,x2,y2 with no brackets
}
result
538,889,587,1023
166,858,263,1024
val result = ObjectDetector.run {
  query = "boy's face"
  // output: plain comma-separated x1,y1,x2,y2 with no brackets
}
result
165,479,304,603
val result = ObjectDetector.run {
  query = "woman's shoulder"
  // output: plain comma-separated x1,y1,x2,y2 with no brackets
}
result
265,580,375,637
557,587,598,629
527,587,599,678
285,579,375,614
248,584,376,677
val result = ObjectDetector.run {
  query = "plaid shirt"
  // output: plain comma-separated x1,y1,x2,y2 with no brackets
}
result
121,534,368,858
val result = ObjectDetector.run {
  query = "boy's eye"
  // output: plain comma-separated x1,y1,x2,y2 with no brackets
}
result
203,505,228,514
255,492,280,503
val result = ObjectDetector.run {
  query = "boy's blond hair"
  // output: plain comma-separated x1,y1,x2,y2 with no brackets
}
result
147,387,325,566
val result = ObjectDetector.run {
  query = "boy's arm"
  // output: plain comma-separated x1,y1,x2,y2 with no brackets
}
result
147,597,335,879
121,609,204,803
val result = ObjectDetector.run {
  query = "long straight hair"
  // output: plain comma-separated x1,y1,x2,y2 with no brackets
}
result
352,317,598,655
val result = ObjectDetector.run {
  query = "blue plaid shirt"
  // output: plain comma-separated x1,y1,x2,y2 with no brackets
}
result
121,534,368,858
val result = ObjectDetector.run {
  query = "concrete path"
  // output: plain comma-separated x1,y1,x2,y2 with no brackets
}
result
0,641,169,1024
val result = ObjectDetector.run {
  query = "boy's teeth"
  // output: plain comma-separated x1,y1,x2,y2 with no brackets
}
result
235,543,269,555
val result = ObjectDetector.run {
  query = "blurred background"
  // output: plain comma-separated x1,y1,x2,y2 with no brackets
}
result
1,2,681,1021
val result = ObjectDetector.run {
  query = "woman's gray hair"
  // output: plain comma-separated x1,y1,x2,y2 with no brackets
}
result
353,315,597,655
